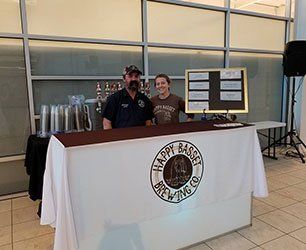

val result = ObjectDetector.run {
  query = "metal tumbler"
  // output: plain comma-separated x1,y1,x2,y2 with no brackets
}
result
39,105,49,138
64,105,74,133
74,105,85,132
50,105,57,134
55,105,65,133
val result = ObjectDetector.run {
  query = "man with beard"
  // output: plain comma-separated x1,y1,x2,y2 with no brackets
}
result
102,65,153,129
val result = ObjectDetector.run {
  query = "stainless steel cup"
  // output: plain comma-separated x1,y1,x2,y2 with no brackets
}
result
84,99,103,131
74,105,85,132
50,105,57,134
64,105,74,132
39,105,49,138
55,105,65,133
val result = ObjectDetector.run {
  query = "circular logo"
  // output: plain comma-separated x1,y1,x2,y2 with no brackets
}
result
138,99,145,108
150,140,204,203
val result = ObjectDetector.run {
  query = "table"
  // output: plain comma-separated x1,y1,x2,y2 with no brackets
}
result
41,121,268,250
25,135,50,200
250,121,286,159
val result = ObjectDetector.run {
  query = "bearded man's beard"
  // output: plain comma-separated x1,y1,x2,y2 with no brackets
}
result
128,80,139,91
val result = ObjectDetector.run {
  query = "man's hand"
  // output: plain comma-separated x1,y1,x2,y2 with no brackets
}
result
145,120,152,126
103,118,112,130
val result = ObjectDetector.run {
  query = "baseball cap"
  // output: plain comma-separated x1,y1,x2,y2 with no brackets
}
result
122,65,142,76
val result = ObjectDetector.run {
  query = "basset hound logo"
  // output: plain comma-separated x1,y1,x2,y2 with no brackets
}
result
138,99,145,108
150,140,204,203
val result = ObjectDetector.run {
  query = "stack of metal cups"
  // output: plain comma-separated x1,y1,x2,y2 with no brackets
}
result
64,105,74,133
84,99,102,131
50,105,67,134
50,105,57,134
39,105,49,138
55,105,65,132
74,105,85,132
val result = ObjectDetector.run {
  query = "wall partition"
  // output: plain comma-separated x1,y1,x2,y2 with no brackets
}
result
229,53,283,122
0,0,294,194
26,0,142,41
0,38,30,157
29,41,143,76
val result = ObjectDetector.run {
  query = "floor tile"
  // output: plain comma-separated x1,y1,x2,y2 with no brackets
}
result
0,245,12,250
260,235,306,250
238,218,283,245
206,232,256,250
0,211,11,228
0,226,11,247
13,206,39,224
0,201,11,214
0,196,12,202
13,233,54,250
186,243,211,250
267,163,303,174
12,197,39,210
290,227,306,244
263,158,277,165
282,202,306,221
252,199,276,217
268,174,304,186
13,220,54,242
288,170,306,180
294,182,306,191
266,179,288,192
258,210,306,233
10,192,28,199
257,192,297,208
275,186,306,201
264,167,282,178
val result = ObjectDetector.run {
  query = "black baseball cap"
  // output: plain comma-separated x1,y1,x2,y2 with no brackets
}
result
122,65,142,76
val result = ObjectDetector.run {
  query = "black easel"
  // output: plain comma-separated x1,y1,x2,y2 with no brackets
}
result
262,76,306,163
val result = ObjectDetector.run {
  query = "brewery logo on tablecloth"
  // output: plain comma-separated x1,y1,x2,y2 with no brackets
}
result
150,140,204,203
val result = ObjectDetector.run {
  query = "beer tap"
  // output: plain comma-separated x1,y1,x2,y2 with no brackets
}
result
96,81,103,114
110,82,117,95
145,82,151,98
139,82,145,94
117,82,122,91
104,82,110,99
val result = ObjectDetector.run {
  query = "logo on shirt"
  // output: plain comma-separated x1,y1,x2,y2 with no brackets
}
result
121,103,129,108
138,99,145,108
150,140,204,203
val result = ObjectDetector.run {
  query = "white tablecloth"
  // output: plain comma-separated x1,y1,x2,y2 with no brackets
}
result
41,125,267,250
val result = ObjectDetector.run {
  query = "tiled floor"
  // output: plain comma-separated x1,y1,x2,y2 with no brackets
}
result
1,155,306,249
188,156,306,250
0,196,54,250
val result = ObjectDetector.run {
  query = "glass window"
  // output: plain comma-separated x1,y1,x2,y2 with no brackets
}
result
29,40,143,76
289,22,295,41
0,160,29,195
147,2,225,46
26,0,142,41
291,0,295,18
229,52,283,122
148,47,224,75
0,39,30,157
0,0,22,33
33,80,123,114
178,0,225,7
230,14,285,51
231,0,287,17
